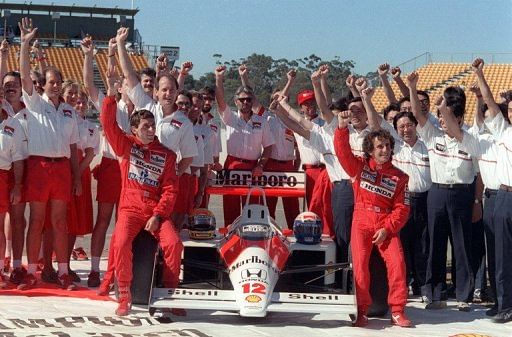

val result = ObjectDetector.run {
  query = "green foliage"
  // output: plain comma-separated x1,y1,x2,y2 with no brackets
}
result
185,53,358,107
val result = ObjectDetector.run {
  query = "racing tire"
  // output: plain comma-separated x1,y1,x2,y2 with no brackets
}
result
115,230,158,305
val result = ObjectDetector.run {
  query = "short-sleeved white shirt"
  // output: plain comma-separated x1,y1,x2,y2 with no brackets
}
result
309,123,349,182
220,105,275,161
393,138,432,193
76,116,100,155
268,113,296,161
126,83,162,123
0,115,27,170
194,123,213,165
485,113,512,186
158,110,198,159
417,119,479,184
22,90,79,158
189,126,205,170
295,116,324,165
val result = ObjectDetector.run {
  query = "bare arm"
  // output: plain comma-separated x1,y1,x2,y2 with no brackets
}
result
345,75,359,98
472,58,501,120
215,65,227,113
279,99,314,130
438,96,464,141
177,157,193,176
361,87,381,131
281,69,296,98
177,61,193,91
19,18,38,96
78,147,95,175
469,82,484,128
270,98,310,140
391,66,409,97
406,71,427,127
312,68,333,124
0,40,8,81
70,143,82,196
115,27,139,90
378,63,398,103
239,64,252,88
81,36,100,102
319,64,332,104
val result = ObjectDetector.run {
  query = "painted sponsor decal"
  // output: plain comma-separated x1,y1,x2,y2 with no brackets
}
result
404,186,411,206
169,289,219,297
252,121,261,129
149,151,166,167
360,181,393,198
2,125,14,136
435,143,446,152
62,109,73,117
242,282,266,294
381,176,398,191
213,170,301,188
361,169,377,183
287,293,344,301
245,295,262,303
458,149,469,157
210,124,218,132
171,119,182,129
88,128,94,136
128,164,160,187
230,255,279,274
241,268,268,280
130,146,145,159
242,224,270,233
131,158,163,175
422,156,430,162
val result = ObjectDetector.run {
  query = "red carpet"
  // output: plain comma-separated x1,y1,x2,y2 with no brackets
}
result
0,281,115,302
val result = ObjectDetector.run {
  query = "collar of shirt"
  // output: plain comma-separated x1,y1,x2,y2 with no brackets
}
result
368,157,393,171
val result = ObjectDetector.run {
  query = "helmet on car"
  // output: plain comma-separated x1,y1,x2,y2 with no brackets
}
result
293,211,322,245
188,208,216,240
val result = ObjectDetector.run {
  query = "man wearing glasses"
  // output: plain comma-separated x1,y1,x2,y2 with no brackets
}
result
214,65,275,227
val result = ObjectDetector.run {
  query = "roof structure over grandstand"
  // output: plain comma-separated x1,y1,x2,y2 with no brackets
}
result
0,2,138,17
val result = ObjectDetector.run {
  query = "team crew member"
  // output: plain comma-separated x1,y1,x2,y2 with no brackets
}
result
0,106,26,287
407,71,479,311
101,87,182,316
215,65,275,226
474,58,512,323
334,111,412,328
18,18,81,290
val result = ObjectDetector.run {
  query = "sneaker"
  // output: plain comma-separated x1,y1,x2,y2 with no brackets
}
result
391,311,412,327
457,302,471,312
68,269,81,283
87,271,101,288
57,273,77,291
9,267,27,284
352,313,369,327
486,306,498,317
3,256,11,273
71,247,88,261
493,310,512,323
17,273,37,290
425,300,447,310
473,289,482,303
115,286,132,316
421,295,429,303
41,267,59,284
97,279,113,296
0,272,8,288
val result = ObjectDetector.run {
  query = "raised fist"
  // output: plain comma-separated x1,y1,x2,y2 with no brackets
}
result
406,71,419,88
319,64,329,76
238,64,248,77
346,74,356,87
355,77,368,93
378,63,390,76
361,87,375,100
472,58,484,73
287,69,296,81
215,65,226,77
391,66,401,78
338,110,352,129
181,61,193,75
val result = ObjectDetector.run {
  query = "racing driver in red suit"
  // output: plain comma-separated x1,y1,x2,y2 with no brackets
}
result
333,110,412,328
101,94,183,316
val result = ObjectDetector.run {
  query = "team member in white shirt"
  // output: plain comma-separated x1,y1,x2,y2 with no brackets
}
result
0,106,26,287
474,57,512,323
215,65,275,227
17,18,81,291
408,71,478,311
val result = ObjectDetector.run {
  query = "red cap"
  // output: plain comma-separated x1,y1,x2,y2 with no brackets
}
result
297,90,315,106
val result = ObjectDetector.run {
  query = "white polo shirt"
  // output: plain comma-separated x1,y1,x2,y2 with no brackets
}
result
22,90,79,158
309,123,349,182
485,113,512,186
417,119,479,184
158,110,198,159
295,116,324,165
0,114,27,170
76,116,100,155
92,92,132,159
220,105,275,161
393,138,432,193
194,123,213,165
127,83,162,123
268,113,296,161
189,127,205,170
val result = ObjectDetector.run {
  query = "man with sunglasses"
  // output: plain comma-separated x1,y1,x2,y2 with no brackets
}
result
214,65,275,227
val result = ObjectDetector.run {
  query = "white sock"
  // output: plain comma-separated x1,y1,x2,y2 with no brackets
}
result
27,263,37,275
57,263,68,276
13,259,21,268
5,239,12,257
91,256,100,272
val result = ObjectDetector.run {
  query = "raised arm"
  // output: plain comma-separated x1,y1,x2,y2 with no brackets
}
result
311,68,333,124
239,64,252,88
391,66,409,97
333,110,362,178
177,61,193,91
19,17,38,96
215,65,227,113
361,87,381,131
345,75,359,98
469,82,485,128
81,36,100,103
154,53,169,77
319,64,332,104
271,96,310,140
115,27,139,90
281,69,296,98
378,63,398,104
472,58,501,120
0,39,9,81
406,71,426,127
437,96,464,141
278,98,314,130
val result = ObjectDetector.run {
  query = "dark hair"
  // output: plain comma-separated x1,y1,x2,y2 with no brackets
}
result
199,86,215,98
383,103,400,120
155,74,179,91
481,102,510,124
397,96,411,109
329,97,348,111
393,111,418,130
362,129,395,159
43,66,63,83
139,67,156,79
417,90,430,102
347,96,362,105
130,109,154,128
443,86,466,118
235,85,254,98
177,89,193,101
503,90,512,103
3,71,21,85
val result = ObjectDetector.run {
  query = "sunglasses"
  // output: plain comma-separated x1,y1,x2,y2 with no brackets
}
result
238,97,252,103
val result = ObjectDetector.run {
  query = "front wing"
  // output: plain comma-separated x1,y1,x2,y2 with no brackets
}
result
149,287,356,316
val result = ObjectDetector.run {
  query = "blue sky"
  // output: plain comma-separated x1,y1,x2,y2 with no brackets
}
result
6,0,512,77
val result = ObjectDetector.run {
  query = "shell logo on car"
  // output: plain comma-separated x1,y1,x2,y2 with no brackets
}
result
245,295,262,303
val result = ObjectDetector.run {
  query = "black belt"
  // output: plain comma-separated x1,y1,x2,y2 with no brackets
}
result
269,158,292,164
333,179,351,186
484,188,498,198
29,155,66,162
302,163,325,170
500,184,512,192
408,191,428,198
433,183,470,189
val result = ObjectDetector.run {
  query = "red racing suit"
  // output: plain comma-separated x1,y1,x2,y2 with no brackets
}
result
334,127,410,313
101,96,182,288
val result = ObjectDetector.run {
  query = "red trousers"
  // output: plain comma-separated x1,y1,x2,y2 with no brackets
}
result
264,159,300,229
351,223,407,312
113,211,183,288
309,168,334,237
68,152,93,235
303,165,325,208
222,156,258,227
93,157,121,204
174,173,192,214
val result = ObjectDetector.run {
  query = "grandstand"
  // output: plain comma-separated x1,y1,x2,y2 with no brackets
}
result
372,61,512,125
